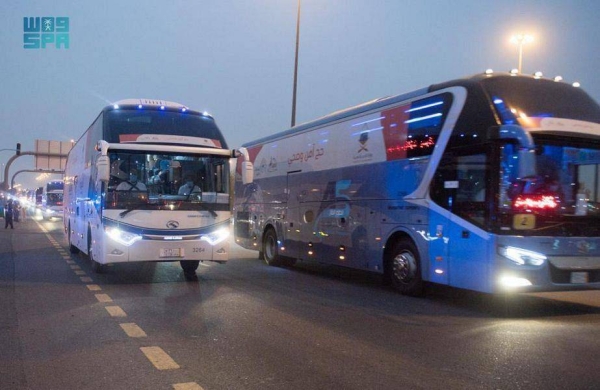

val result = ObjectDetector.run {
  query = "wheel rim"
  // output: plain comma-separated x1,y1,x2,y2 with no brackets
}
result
393,250,417,283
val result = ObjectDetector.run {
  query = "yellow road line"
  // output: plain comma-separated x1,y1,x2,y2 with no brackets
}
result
95,294,112,303
74,270,86,276
173,383,204,390
80,277,93,283
105,306,127,317
140,346,180,370
70,265,81,270
120,323,147,338
86,284,102,291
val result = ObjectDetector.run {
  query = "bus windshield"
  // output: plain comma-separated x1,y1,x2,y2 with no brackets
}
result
105,151,230,213
497,137,600,236
46,192,63,206
104,109,228,148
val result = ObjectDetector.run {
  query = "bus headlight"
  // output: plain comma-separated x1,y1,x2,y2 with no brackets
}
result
499,275,533,288
200,228,230,246
105,227,142,246
499,246,546,266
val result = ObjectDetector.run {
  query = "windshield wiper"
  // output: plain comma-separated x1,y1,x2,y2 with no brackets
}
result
196,202,218,218
119,203,153,218
118,201,218,218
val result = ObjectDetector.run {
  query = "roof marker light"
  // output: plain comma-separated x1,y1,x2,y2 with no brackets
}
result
181,108,187,112
138,104,143,109
554,76,563,82
485,69,494,75
533,71,543,79
160,105,165,110
509,69,519,76
113,104,119,109
573,82,581,88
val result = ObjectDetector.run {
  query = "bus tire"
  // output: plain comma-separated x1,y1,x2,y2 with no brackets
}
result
180,260,200,276
263,228,282,266
88,228,104,274
68,222,80,254
388,239,424,296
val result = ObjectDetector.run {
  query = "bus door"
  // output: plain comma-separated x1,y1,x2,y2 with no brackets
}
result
308,179,366,267
430,147,493,291
72,175,87,250
285,170,303,260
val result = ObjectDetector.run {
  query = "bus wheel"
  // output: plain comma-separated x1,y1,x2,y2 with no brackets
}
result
388,239,424,296
180,260,200,280
68,222,80,254
88,228,104,273
263,228,282,266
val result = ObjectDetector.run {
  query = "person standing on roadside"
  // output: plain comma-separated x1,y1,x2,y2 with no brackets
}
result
4,200,14,229
13,201,20,222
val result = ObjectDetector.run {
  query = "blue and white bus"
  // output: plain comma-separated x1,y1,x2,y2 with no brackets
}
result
234,72,600,295
64,99,234,278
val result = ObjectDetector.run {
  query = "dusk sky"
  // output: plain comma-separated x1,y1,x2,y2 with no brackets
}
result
2,0,600,189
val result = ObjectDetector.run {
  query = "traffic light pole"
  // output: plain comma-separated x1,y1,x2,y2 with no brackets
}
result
1,151,68,191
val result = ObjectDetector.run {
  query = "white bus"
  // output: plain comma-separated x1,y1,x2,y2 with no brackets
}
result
64,99,235,279
41,180,64,220
234,72,600,296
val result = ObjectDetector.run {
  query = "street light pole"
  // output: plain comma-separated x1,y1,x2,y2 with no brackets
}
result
291,0,301,127
511,34,533,74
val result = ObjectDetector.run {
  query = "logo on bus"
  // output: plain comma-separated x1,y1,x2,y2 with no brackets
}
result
23,17,70,49
358,132,369,153
166,220,179,229
353,132,373,163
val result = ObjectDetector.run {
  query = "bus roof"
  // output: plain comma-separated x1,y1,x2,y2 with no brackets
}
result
106,98,214,119
113,99,187,110
242,72,600,147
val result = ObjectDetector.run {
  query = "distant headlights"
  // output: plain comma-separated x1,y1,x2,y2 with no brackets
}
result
499,246,546,266
201,228,230,246
105,227,142,246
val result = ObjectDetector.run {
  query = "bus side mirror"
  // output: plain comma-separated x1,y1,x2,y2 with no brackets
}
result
242,161,254,185
97,155,110,182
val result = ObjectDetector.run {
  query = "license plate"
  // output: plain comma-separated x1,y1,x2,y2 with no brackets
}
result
570,272,589,284
160,248,184,258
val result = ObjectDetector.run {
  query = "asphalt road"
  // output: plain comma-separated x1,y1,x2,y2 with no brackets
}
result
1,216,600,390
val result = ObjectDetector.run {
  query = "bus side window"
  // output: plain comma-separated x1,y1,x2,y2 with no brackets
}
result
430,152,489,224
456,154,487,203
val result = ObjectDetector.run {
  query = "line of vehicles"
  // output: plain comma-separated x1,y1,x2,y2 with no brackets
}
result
52,71,600,295
0,180,64,221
